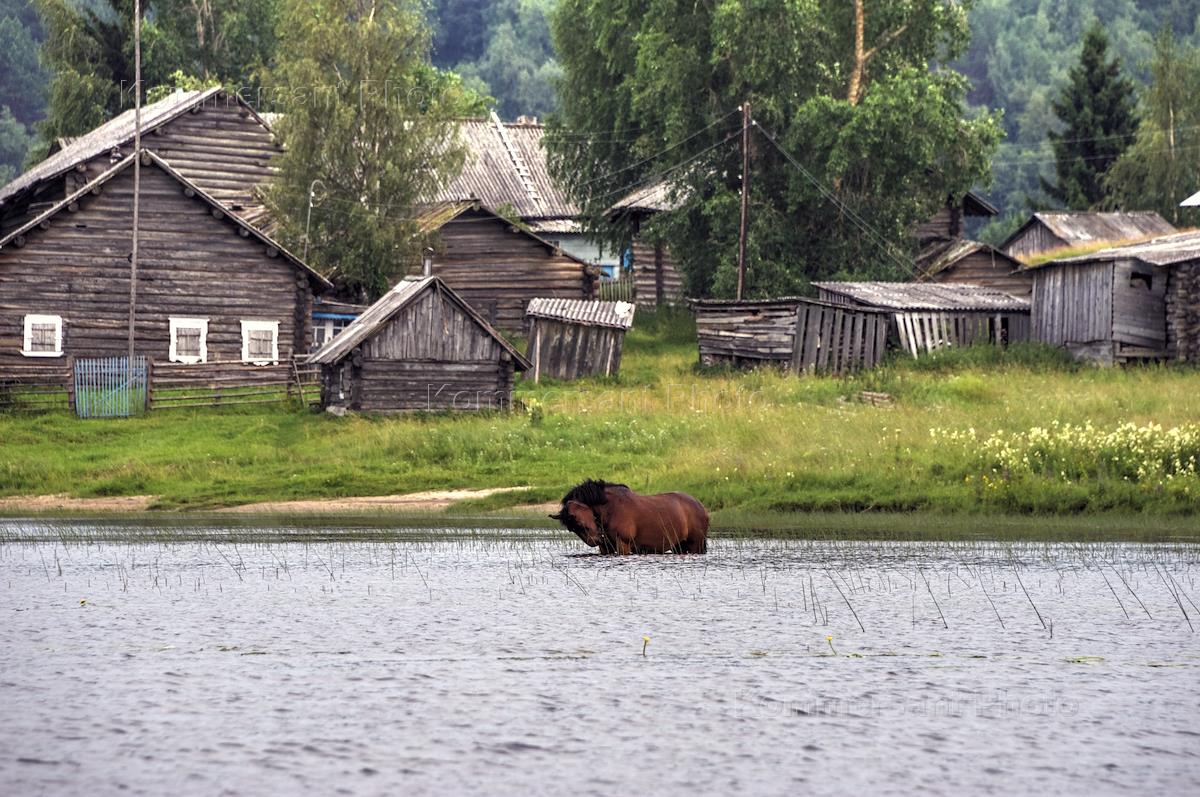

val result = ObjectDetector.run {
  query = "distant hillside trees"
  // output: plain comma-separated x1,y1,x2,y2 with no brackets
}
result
1039,23,1137,210
547,0,1001,298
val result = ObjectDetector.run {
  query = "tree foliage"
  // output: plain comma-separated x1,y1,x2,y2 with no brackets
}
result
262,0,479,300
1039,23,1137,209
1104,27,1200,225
547,0,1001,299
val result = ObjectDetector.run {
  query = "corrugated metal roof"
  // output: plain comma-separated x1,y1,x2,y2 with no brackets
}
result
812,282,1029,311
1181,190,1200,207
527,218,583,235
1009,211,1176,247
0,88,224,208
434,113,578,221
1041,230,1200,268
607,180,686,215
916,238,1021,279
310,276,529,368
0,150,331,291
526,298,636,329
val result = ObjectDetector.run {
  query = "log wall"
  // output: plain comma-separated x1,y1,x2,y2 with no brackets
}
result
0,162,313,382
1166,262,1200,363
927,250,1033,298
425,210,593,333
631,236,683,307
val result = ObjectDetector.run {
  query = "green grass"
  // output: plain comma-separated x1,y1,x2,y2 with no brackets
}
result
3,307,1200,531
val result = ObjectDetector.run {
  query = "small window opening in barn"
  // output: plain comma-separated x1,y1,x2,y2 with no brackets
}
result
240,320,280,365
21,314,64,357
1129,269,1153,290
169,317,209,364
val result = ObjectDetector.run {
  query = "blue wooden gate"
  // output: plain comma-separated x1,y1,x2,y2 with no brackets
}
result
73,356,148,418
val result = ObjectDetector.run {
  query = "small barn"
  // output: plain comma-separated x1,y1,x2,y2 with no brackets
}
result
914,190,999,246
416,201,597,334
0,150,328,385
311,276,530,413
607,181,686,307
1028,231,1200,364
1000,211,1176,260
524,299,636,382
813,282,1031,355
692,297,890,374
916,238,1032,298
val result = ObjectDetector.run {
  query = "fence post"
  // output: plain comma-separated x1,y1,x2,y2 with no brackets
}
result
66,355,76,414
145,358,154,411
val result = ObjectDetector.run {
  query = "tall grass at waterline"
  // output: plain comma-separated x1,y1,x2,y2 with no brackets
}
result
2,308,1200,516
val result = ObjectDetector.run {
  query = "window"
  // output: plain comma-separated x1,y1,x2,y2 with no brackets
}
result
169,317,208,364
240,320,279,365
311,318,351,350
21,314,63,357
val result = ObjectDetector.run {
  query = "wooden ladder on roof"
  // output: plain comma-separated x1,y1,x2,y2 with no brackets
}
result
490,111,541,208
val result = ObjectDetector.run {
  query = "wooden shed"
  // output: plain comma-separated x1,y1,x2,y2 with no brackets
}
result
0,150,329,384
311,276,530,413
1029,231,1200,364
916,238,1032,299
524,298,636,382
813,282,1031,356
1000,211,1175,261
914,190,999,245
607,181,686,307
416,201,597,334
693,297,890,374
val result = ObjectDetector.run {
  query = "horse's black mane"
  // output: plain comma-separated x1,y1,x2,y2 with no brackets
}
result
551,479,628,532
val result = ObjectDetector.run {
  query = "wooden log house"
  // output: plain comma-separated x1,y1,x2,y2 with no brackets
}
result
1028,231,1200,364
607,181,686,307
0,151,329,385
416,201,597,333
1000,211,1176,261
312,276,530,413
916,238,1032,299
524,298,636,382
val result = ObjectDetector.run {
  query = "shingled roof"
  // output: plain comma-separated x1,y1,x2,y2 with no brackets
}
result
434,112,578,222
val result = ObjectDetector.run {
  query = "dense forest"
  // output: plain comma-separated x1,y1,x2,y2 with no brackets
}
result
2,0,1199,237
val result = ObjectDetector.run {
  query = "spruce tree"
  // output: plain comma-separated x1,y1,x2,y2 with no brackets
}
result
1040,22,1137,209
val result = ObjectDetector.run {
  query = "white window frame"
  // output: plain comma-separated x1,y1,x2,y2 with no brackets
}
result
169,317,209,364
21,314,64,358
240,320,280,365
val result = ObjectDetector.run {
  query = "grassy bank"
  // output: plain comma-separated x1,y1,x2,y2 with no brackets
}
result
2,309,1200,525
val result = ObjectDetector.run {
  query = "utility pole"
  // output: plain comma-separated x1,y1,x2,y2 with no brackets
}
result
736,101,750,301
128,0,142,367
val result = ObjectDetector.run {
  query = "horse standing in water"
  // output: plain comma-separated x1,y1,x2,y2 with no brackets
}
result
551,479,709,554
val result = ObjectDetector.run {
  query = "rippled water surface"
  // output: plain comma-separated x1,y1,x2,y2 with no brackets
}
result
1,523,1198,795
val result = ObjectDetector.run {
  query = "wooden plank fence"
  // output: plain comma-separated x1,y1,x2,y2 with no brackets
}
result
791,301,889,375
893,312,1030,358
0,360,73,413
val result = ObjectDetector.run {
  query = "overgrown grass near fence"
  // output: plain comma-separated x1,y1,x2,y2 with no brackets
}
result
2,308,1200,520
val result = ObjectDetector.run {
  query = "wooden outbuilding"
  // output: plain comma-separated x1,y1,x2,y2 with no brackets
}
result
524,299,636,382
1028,231,1200,363
693,297,890,374
416,201,597,334
914,190,999,245
813,282,1031,356
1000,211,1175,260
916,238,1032,299
0,150,329,384
311,276,530,413
607,181,686,307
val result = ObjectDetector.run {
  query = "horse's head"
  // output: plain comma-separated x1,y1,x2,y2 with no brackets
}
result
550,500,604,547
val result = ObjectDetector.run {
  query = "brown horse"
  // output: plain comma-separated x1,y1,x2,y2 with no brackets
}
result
550,479,709,554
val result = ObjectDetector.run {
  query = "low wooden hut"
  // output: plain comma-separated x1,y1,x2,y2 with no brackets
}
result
916,238,1032,299
813,282,1031,356
416,201,597,334
1000,211,1175,260
1028,231,1200,363
524,299,636,382
692,297,890,374
311,276,530,413
607,181,685,307
0,151,329,385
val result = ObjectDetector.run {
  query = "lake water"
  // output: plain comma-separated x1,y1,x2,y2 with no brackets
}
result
1,523,1198,795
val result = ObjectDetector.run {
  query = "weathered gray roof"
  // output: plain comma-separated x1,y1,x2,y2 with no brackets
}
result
1004,211,1176,248
526,298,636,330
916,238,1022,278
0,88,225,208
812,282,1029,312
0,149,331,291
1041,230,1200,268
607,179,686,216
434,113,578,221
310,276,529,368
